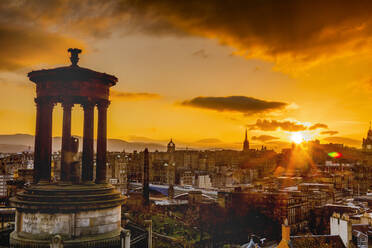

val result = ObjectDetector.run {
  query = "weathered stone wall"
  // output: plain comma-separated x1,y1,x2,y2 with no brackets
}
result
75,206,121,236
17,205,121,238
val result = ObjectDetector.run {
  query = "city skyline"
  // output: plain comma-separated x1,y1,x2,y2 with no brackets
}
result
1,1,372,149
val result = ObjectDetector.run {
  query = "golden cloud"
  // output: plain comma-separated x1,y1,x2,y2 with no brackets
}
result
248,119,307,132
320,130,338,136
309,123,328,130
251,135,279,142
0,26,84,71
111,90,160,100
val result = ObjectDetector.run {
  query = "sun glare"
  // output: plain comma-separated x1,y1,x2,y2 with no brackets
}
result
291,132,303,144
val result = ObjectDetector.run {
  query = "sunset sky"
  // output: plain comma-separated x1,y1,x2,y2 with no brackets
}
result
1,0,372,150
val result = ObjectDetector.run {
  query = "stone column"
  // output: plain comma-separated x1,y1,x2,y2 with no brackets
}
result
60,102,73,183
96,100,109,184
82,102,94,183
34,97,54,184
33,98,41,183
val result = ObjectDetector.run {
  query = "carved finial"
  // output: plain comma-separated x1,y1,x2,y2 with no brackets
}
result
68,48,82,66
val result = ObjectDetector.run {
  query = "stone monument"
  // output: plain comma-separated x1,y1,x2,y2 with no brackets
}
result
10,48,125,247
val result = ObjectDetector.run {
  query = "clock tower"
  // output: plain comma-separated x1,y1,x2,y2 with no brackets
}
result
362,122,372,153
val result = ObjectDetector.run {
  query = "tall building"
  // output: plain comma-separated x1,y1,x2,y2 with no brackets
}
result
243,129,250,152
167,139,176,153
362,122,372,153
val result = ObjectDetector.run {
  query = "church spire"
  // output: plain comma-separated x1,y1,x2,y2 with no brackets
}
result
243,128,249,152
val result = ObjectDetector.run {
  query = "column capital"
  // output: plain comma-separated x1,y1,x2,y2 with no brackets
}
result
81,100,95,109
34,97,55,107
96,99,110,109
61,100,74,109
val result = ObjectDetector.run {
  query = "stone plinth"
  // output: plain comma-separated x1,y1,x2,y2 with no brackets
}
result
10,184,124,247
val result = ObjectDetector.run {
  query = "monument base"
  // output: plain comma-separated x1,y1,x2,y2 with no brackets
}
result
10,231,121,248
9,184,125,248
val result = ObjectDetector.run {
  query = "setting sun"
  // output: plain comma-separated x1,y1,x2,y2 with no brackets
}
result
291,132,304,144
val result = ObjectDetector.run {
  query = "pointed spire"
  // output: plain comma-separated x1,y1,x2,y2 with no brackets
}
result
243,128,249,152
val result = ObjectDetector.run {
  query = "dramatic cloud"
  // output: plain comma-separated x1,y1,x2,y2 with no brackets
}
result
248,119,307,132
0,26,84,71
2,1,372,71
309,123,328,130
252,135,280,142
111,90,160,100
323,136,361,147
321,130,339,136
181,96,287,114
116,0,372,69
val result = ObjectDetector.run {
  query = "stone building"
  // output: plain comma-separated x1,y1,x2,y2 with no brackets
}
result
180,170,194,186
0,174,12,197
218,189,309,233
107,152,127,195
126,150,143,182
278,219,345,248
0,153,33,176
194,174,212,189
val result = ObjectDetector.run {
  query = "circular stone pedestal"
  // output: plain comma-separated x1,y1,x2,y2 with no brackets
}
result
9,184,125,248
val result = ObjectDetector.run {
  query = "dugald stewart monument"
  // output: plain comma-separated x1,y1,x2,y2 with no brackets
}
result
9,49,124,247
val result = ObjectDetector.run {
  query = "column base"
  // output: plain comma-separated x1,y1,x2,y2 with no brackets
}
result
37,180,50,185
58,181,72,186
82,181,95,185
10,231,121,248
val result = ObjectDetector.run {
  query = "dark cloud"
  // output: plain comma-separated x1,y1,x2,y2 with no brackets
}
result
111,90,160,100
252,135,279,142
309,123,328,130
115,0,372,65
321,130,338,136
2,0,372,71
0,25,83,71
323,136,360,147
181,96,287,114
248,119,307,131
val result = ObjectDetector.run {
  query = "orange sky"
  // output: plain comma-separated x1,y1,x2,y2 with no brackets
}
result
1,0,372,150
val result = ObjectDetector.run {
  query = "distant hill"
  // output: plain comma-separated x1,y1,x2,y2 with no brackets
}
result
0,144,31,153
0,134,166,153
